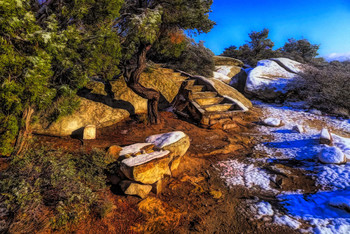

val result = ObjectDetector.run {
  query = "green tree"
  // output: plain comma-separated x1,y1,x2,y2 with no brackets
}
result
117,0,215,124
281,38,320,62
0,0,123,155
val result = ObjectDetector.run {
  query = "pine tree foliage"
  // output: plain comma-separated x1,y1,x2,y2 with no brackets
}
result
0,0,123,155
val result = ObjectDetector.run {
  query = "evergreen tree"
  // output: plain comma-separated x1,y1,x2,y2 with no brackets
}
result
0,0,123,155
281,38,320,62
117,0,215,124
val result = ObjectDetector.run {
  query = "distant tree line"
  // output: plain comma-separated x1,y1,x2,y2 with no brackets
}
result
221,28,323,66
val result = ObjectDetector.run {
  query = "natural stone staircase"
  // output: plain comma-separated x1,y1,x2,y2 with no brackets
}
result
172,73,250,129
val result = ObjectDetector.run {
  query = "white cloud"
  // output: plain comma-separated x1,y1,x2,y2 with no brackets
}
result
324,52,350,62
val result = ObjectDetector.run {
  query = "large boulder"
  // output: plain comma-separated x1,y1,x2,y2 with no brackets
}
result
245,58,303,101
213,56,243,84
318,146,346,164
33,67,187,136
230,68,249,93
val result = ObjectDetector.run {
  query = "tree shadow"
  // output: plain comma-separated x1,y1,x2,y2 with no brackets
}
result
264,139,319,149
77,80,136,116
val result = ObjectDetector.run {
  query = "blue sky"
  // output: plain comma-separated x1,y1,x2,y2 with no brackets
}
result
194,0,350,58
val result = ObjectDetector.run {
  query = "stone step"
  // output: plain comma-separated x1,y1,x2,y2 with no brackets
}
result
203,103,234,112
191,91,217,99
185,79,196,87
186,85,205,92
195,97,224,106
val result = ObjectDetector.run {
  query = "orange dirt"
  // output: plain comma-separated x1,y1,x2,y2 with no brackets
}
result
19,109,302,233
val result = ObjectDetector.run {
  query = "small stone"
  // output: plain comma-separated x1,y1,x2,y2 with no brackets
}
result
309,109,322,115
263,118,282,127
292,125,305,133
318,146,346,164
320,128,333,145
83,125,96,139
119,181,152,199
151,177,170,195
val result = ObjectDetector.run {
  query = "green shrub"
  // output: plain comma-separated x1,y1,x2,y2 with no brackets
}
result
290,63,350,117
0,148,113,232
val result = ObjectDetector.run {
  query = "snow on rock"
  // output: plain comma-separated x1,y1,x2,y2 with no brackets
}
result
217,160,277,192
245,59,300,100
120,143,153,156
121,150,170,167
333,135,350,160
329,196,350,213
320,128,333,145
146,131,186,148
262,118,282,127
318,146,346,164
292,125,305,133
215,65,241,78
213,71,231,84
270,58,304,74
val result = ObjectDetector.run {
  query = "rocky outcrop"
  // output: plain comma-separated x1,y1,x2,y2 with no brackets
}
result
230,69,249,93
213,56,244,67
112,131,190,198
33,67,187,136
245,58,304,101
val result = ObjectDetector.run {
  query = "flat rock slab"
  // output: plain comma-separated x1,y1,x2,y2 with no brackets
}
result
120,143,154,157
146,131,186,148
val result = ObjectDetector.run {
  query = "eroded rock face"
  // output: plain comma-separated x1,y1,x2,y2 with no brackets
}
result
120,151,172,184
213,56,244,67
119,180,153,199
245,58,304,101
83,125,96,139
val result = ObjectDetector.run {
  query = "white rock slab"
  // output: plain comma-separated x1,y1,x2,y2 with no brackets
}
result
120,143,153,157
122,150,170,167
318,146,346,164
320,128,333,145
292,125,305,133
146,131,186,148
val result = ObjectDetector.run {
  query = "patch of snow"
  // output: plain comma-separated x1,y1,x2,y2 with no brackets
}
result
256,201,274,216
146,131,186,148
279,190,350,234
121,150,170,167
215,65,234,77
274,215,301,229
318,146,345,164
320,128,332,143
213,71,231,82
120,143,153,156
218,160,277,192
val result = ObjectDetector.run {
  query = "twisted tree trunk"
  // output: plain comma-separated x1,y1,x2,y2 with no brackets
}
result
123,44,160,124
13,106,34,155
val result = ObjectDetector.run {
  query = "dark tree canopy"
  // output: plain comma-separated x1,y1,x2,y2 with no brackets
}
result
281,38,320,63
117,0,215,124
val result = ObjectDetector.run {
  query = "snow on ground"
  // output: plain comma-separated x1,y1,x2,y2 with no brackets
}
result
217,160,277,193
219,100,350,233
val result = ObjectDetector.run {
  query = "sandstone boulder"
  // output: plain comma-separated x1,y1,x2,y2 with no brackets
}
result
119,180,152,199
106,145,123,161
120,150,171,184
245,58,303,101
318,146,346,164
119,143,155,158
33,67,187,136
213,56,244,67
146,131,190,171
213,71,232,84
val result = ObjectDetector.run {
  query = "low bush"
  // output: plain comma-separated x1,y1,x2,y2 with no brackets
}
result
0,148,114,232
291,63,350,117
